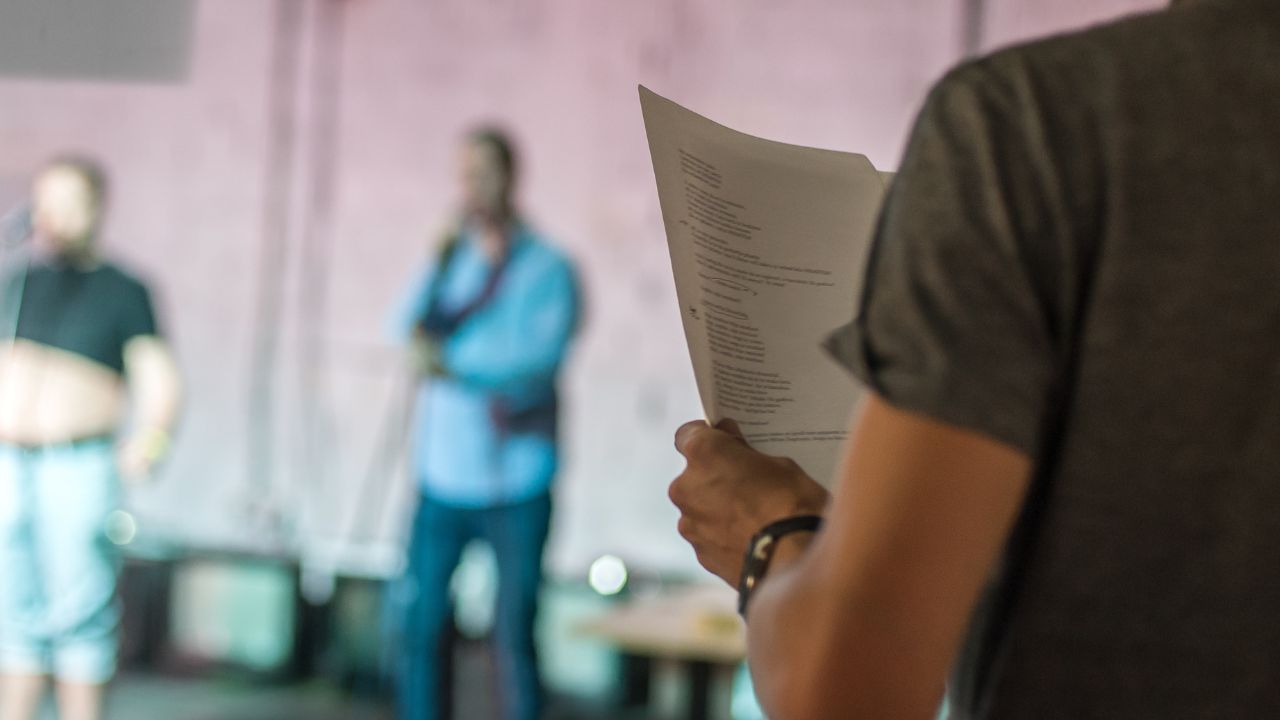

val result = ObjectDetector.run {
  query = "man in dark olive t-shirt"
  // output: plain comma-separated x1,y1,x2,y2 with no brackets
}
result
8,261,159,375
0,157,182,720
667,0,1280,718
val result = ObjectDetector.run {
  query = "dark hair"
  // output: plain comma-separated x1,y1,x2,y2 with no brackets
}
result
44,154,110,205
467,126,518,180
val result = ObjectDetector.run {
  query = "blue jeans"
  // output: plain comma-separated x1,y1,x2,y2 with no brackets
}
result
0,441,121,683
394,492,551,720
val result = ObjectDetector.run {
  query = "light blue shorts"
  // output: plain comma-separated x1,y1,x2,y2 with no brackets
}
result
0,441,121,683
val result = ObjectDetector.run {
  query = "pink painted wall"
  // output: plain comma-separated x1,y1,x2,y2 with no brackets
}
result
984,0,1166,50
0,0,1168,576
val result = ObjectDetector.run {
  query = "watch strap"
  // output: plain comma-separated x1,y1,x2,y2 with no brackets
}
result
737,514,823,617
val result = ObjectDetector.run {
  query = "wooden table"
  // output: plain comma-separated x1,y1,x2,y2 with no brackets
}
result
578,584,746,720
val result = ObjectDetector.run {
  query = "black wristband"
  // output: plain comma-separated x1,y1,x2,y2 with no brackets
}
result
737,514,823,618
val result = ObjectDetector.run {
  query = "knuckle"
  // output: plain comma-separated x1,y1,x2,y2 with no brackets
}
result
667,478,687,506
684,428,725,460
677,516,696,540
682,430,709,458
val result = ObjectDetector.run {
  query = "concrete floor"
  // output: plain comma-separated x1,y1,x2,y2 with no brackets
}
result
23,659,644,720
12,633,681,720
24,675,386,720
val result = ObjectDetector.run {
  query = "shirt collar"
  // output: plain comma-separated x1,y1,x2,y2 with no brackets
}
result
460,221,531,263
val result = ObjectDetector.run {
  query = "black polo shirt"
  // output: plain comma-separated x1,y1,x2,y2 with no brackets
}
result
7,260,158,374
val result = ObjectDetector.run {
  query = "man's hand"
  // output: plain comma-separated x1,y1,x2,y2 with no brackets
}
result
117,428,169,486
121,336,182,485
670,419,830,585
117,440,152,486
410,332,451,378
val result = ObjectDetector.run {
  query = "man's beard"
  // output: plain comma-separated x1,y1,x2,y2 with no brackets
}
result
40,236,94,266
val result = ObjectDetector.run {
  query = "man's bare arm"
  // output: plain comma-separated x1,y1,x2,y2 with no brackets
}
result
672,394,1030,719
120,336,183,480
748,396,1029,718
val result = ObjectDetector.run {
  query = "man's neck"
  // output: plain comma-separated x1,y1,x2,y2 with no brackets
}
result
48,237,99,270
472,216,515,263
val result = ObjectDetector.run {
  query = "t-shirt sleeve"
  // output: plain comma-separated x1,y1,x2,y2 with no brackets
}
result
118,278,159,342
825,62,1064,456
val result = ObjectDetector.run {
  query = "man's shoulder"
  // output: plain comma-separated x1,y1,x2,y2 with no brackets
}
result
516,228,576,276
948,2,1235,100
98,260,152,295
910,3,1217,152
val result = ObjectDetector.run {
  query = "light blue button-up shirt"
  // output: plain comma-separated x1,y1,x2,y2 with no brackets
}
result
394,226,580,508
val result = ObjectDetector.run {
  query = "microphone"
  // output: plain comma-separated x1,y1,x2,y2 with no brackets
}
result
1,203,32,247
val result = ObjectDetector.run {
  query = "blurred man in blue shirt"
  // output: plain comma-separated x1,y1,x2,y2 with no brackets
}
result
391,128,580,720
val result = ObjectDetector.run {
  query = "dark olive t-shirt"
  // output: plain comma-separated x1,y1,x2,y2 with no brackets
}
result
826,0,1280,716
7,260,158,374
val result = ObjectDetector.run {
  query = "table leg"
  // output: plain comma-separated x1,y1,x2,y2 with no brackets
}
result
619,652,653,707
687,660,713,720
